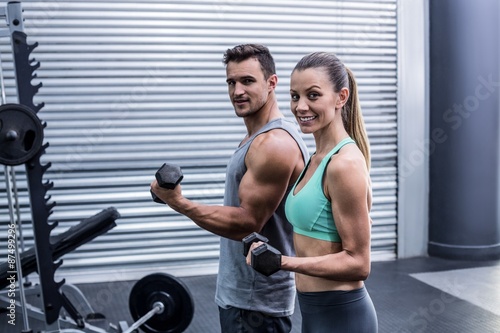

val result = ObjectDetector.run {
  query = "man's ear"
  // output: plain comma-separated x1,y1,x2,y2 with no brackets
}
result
336,87,350,109
268,74,278,91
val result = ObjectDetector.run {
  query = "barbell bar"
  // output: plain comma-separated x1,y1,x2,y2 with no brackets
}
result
122,302,165,333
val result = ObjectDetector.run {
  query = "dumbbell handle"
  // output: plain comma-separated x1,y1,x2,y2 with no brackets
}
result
242,232,269,256
122,302,165,333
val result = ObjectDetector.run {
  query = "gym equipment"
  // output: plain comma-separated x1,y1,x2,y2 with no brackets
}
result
0,3,194,332
127,273,194,333
151,163,183,204
242,232,269,256
1,270,195,333
0,103,44,166
251,243,282,276
0,3,122,332
0,3,64,329
243,233,282,276
0,207,119,290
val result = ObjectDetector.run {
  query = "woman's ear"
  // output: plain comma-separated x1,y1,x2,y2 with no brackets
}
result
336,87,350,109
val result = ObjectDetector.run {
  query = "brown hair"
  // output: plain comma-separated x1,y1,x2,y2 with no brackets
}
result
222,44,276,79
293,52,371,169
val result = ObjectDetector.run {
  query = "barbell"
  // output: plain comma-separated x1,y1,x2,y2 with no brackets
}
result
126,273,194,333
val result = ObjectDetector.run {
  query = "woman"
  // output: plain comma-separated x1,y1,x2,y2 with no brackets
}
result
249,52,377,332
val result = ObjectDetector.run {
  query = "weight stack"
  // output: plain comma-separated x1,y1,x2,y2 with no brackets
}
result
428,0,500,260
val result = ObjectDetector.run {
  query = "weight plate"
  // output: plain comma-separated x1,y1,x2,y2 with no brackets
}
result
129,273,194,333
0,103,44,166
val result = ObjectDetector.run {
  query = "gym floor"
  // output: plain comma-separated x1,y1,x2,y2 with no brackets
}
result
2,256,499,332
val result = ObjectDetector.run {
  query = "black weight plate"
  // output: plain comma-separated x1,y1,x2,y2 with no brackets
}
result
0,103,43,166
129,273,194,333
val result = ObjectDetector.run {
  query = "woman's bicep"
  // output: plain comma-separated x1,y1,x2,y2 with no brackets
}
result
328,157,372,256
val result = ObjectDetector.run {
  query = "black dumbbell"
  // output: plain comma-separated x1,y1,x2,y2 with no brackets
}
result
251,243,282,276
151,163,184,204
242,232,269,256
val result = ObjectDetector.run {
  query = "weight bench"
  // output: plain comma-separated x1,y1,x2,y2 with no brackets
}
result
0,207,120,331
0,206,120,290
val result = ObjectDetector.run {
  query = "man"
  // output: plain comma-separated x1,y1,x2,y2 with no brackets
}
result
151,44,309,333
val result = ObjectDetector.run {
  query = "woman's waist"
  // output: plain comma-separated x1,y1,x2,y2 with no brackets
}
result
295,273,364,293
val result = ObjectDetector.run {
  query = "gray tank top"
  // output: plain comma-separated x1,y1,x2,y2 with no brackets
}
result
215,118,309,316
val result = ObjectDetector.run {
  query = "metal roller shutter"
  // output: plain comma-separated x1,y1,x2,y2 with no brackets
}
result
0,0,397,282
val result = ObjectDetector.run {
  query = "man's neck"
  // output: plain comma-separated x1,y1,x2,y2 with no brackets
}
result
244,97,283,138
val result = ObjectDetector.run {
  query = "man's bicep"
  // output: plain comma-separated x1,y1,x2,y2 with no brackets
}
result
238,148,294,230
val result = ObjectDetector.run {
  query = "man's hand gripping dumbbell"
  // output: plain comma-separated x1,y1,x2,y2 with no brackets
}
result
150,163,184,205
242,232,282,276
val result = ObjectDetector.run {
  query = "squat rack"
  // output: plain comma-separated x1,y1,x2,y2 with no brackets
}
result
0,2,119,332
0,3,193,333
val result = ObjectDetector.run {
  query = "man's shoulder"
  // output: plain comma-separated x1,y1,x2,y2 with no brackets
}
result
251,127,300,153
244,131,302,177
255,117,301,143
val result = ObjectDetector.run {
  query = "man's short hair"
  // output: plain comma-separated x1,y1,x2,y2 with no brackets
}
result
222,44,276,79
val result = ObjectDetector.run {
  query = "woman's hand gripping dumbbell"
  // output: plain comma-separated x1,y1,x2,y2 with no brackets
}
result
242,232,282,276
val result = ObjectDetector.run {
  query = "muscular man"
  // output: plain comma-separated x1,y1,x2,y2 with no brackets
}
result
151,44,309,333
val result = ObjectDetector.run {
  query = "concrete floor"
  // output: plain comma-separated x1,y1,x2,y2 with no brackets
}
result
1,256,499,332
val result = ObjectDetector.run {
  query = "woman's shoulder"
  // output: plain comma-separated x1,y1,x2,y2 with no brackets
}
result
327,146,367,181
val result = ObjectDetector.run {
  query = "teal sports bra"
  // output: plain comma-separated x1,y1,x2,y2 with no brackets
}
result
285,137,355,242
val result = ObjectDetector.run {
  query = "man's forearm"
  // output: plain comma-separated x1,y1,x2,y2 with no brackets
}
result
169,197,259,241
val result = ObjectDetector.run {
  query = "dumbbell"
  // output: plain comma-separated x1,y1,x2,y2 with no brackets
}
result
242,232,282,276
242,232,269,256
151,163,184,204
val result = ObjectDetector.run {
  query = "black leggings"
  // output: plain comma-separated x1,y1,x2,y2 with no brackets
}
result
298,286,378,333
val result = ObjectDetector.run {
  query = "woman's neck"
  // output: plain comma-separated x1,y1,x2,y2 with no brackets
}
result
313,121,349,156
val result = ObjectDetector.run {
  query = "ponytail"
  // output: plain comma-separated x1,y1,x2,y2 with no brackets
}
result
343,67,371,170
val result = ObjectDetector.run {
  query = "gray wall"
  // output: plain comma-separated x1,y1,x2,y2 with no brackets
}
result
0,0,399,283
428,0,500,259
